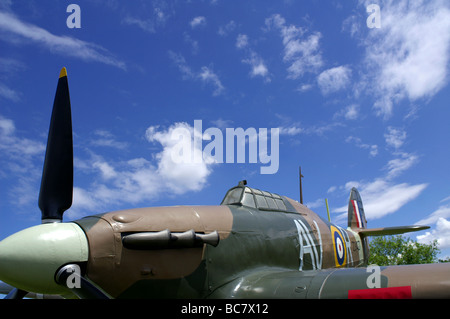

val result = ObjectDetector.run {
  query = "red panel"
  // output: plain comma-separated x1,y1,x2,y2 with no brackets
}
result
348,286,412,299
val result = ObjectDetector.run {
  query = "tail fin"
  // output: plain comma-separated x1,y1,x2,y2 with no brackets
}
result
348,187,367,230
347,188,369,265
347,187,430,265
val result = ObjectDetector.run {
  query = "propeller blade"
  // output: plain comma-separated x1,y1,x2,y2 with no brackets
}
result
38,67,73,223
4,288,28,299
55,264,110,299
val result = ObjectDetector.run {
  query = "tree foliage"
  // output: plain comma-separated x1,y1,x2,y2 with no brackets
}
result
368,235,440,266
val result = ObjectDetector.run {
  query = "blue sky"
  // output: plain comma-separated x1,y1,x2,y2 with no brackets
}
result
1,0,450,258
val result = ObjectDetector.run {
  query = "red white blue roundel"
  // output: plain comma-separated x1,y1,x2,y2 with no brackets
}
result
331,226,346,267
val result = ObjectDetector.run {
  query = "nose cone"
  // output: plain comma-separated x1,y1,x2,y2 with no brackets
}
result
0,223,88,294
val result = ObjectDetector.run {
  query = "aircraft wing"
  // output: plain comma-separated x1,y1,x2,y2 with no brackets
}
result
209,263,450,299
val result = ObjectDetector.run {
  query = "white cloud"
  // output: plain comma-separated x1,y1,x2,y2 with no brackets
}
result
0,57,25,75
168,51,225,96
68,122,216,218
265,14,323,79
327,186,337,193
0,83,20,102
334,179,427,222
72,187,101,213
297,83,313,93
122,3,170,33
344,104,359,120
417,205,450,226
93,161,117,180
198,66,225,96
146,122,214,193
279,126,303,136
0,117,214,219
210,118,233,130
236,34,249,49
0,115,45,160
122,16,157,33
417,217,450,249
0,11,125,70
235,34,271,82
90,130,128,150
168,51,194,79
346,136,378,157
317,66,352,94
334,104,360,120
218,20,236,36
362,181,427,219
384,152,418,179
305,197,325,209
384,127,406,149
0,57,24,102
0,115,45,210
184,32,199,55
241,52,270,82
342,13,362,38
361,0,450,118
190,16,206,29
333,136,425,223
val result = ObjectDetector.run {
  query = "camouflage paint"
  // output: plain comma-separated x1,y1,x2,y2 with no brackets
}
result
73,194,367,298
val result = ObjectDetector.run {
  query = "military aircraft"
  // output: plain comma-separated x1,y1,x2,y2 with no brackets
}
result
1,68,449,299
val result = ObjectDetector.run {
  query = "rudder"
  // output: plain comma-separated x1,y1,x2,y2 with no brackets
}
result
348,187,367,230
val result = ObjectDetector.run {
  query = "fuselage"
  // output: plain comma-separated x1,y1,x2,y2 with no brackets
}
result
73,194,365,298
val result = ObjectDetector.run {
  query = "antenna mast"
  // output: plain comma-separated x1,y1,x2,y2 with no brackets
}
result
299,166,304,204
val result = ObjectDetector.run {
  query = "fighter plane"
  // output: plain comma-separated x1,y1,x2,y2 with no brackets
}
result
1,68,449,299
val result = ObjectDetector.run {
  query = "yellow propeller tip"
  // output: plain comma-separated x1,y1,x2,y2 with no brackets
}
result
59,67,67,78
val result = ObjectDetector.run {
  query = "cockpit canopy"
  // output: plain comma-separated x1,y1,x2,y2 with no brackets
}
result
221,180,295,213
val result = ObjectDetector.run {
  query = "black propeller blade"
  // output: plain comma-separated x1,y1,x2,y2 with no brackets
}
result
38,67,73,223
55,264,110,299
4,288,28,299
2,68,108,300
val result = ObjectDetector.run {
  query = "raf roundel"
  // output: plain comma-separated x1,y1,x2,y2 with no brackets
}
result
331,226,346,267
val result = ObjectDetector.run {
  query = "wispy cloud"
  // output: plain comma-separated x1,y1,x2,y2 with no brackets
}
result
333,178,427,222
0,115,45,211
235,34,248,49
265,13,323,79
122,5,169,34
168,51,225,96
0,11,126,70
0,115,45,161
89,130,128,150
0,57,25,102
198,66,225,96
346,136,378,157
417,204,450,226
122,15,158,33
0,83,20,102
168,51,194,79
332,127,425,222
218,20,237,36
359,0,450,118
317,66,352,95
384,152,418,179
190,16,206,29
333,104,360,121
384,127,407,150
236,34,271,82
